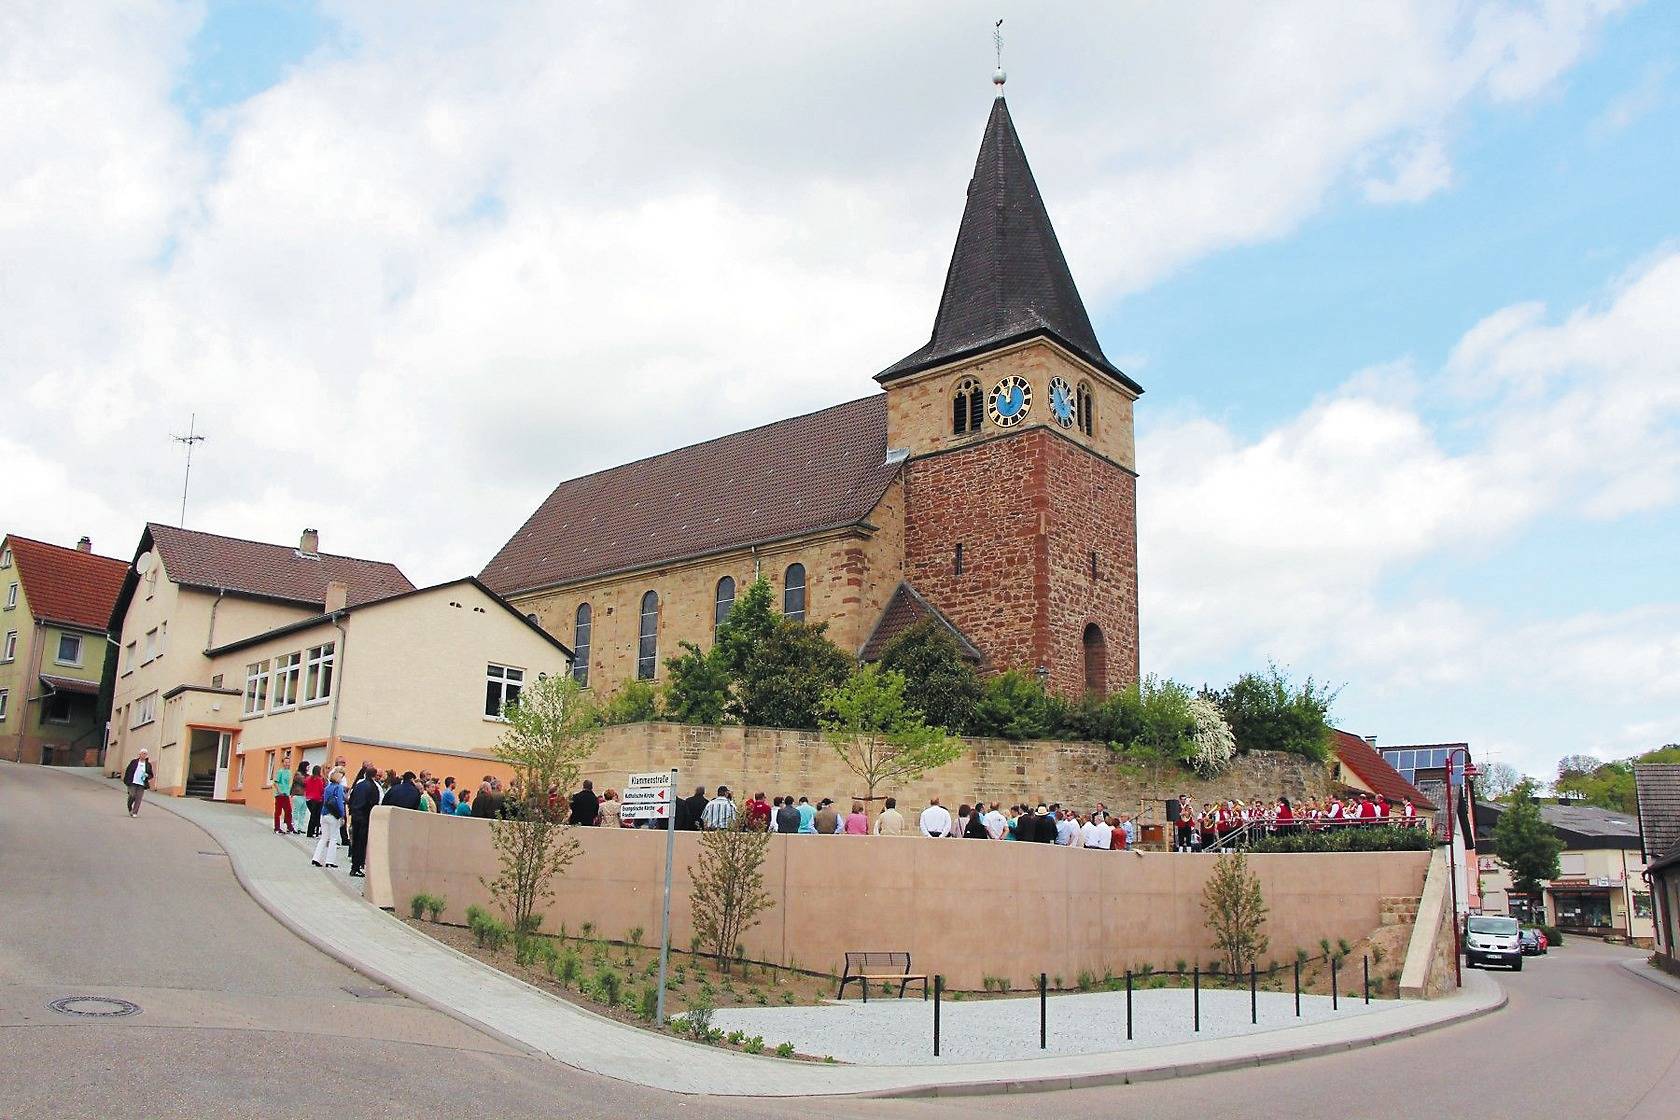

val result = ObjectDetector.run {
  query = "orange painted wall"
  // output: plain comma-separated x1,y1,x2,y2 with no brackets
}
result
235,738,515,817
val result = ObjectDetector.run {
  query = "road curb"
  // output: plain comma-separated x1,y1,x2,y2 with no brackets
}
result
1617,956,1680,999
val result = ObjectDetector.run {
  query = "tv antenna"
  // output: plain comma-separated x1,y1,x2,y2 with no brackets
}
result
170,413,207,527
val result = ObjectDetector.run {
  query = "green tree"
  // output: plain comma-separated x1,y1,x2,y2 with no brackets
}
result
1215,664,1337,761
486,674,600,935
1201,852,1270,974
1491,780,1563,893
1137,675,1196,758
733,616,852,729
877,618,983,734
1473,760,1522,802
601,679,662,725
688,817,775,975
663,641,732,725
713,577,778,677
972,669,1053,741
821,664,961,805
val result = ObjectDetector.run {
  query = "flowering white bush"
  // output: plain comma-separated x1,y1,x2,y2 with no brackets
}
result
1186,695,1236,777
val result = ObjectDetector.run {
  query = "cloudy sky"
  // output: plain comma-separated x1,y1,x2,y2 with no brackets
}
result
4,2,1676,780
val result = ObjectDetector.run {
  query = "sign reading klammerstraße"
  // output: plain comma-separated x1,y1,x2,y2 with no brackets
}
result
622,770,674,820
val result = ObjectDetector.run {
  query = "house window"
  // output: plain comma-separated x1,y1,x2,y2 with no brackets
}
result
486,663,525,718
0,688,8,721
303,643,335,703
144,627,159,663
271,652,302,711
243,660,270,716
123,641,136,674
572,604,591,688
783,564,806,622
2,631,15,662
44,693,73,724
4,582,15,610
0,548,10,568
715,576,736,637
56,633,83,666
1076,381,1095,436
637,591,659,680
131,691,157,728
952,377,984,434
265,751,276,788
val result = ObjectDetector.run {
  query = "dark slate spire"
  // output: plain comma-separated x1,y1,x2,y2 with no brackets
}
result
878,98,1139,392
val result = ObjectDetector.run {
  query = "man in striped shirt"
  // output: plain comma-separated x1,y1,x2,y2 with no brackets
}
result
701,786,737,830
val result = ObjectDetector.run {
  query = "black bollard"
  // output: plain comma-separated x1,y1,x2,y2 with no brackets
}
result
1193,965,1200,1032
1039,972,1047,1050
1125,969,1133,1041
1332,956,1339,1010
1294,959,1301,1018
933,975,942,1056
1364,954,1370,1004
1250,964,1257,1025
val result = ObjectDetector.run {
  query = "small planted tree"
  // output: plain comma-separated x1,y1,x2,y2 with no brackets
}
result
688,817,774,975
486,673,600,936
1202,851,1270,974
821,663,960,805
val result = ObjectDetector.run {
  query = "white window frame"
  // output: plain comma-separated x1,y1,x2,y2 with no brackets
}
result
143,627,159,663
0,547,11,568
303,642,335,705
243,659,270,717
4,582,16,610
130,691,157,728
2,630,15,663
0,688,8,722
123,641,136,676
485,663,525,721
265,750,276,788
55,632,83,667
270,651,302,712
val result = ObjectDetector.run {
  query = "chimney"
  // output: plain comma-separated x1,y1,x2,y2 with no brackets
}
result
76,536,92,553
324,580,349,614
1364,735,1378,747
299,528,319,556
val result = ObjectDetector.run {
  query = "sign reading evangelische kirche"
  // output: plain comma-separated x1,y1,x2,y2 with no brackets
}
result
621,771,674,821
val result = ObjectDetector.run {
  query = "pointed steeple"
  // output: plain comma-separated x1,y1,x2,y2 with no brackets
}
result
879,98,1139,393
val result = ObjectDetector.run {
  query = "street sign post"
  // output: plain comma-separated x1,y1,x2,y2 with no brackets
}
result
622,770,675,821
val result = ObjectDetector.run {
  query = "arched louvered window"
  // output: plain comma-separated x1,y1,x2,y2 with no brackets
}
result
714,576,736,637
1076,381,1095,436
952,377,984,434
637,591,659,680
572,603,591,687
782,563,806,622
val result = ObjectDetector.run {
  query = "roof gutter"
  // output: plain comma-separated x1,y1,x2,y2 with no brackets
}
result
206,587,229,649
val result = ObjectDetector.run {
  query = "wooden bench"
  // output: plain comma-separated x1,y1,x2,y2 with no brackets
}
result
837,951,928,1001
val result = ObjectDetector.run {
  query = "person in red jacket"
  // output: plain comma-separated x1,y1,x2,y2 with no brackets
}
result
745,792,772,830
303,766,327,838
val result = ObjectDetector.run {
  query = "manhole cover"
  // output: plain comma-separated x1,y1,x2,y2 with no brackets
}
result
49,996,141,1018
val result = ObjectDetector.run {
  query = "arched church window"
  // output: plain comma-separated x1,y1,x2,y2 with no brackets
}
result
637,591,659,680
952,377,984,434
1076,381,1095,436
572,603,591,687
715,576,736,637
1083,622,1107,698
783,563,806,622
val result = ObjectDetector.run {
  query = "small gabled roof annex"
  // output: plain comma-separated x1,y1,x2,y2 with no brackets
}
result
3,534,127,632
858,582,984,663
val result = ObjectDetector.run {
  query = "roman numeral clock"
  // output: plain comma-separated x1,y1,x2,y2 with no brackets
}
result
987,374,1032,427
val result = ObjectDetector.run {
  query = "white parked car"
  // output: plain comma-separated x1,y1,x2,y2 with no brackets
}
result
1464,914,1523,971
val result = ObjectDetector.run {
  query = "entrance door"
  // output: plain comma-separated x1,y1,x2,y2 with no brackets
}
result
210,732,234,800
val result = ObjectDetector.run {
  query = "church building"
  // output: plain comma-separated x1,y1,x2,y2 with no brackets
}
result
482,85,1142,702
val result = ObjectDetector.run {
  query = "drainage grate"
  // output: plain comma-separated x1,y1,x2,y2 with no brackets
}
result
49,996,141,1018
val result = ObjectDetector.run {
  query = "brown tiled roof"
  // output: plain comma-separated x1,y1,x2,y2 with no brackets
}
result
879,97,1139,394
481,396,902,597
1332,730,1436,810
1635,764,1680,864
858,582,983,662
40,673,100,696
4,535,127,632
145,523,413,609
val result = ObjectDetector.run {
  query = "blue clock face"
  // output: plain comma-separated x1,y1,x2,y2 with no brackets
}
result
1048,377,1075,428
987,375,1032,427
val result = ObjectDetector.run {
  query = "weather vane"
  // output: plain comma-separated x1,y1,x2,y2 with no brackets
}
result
170,413,207,527
993,18,1007,95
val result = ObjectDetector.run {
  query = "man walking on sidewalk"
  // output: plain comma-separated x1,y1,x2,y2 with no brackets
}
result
272,750,296,833
123,749,153,817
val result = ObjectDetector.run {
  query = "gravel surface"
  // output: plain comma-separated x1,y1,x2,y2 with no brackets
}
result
708,986,1401,1065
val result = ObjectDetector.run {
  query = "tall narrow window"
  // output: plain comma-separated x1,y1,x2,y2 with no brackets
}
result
303,642,335,703
637,591,659,680
1076,381,1095,436
1090,550,1098,579
485,663,525,718
243,660,270,716
714,576,736,637
0,688,8,721
270,652,302,711
2,631,15,662
952,377,984,434
954,543,965,575
572,603,592,687
4,583,15,609
1083,623,1107,699
783,563,806,621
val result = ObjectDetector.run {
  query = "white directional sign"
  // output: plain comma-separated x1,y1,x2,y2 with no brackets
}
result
622,770,675,821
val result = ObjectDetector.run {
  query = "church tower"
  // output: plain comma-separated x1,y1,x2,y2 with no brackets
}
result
879,84,1142,697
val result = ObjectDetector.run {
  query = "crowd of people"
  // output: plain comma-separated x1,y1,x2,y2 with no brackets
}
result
1171,791,1422,852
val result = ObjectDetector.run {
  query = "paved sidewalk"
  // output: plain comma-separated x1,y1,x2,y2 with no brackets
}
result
62,769,1506,1098
1619,957,1680,998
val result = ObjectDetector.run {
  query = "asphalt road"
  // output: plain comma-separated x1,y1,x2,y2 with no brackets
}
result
2,762,1676,1118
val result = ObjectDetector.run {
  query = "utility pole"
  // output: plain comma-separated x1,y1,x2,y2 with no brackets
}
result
171,414,207,527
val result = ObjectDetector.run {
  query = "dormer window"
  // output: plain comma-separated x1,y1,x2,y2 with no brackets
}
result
952,377,983,434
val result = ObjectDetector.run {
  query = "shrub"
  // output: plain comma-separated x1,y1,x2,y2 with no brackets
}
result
629,926,645,947
1336,938,1351,959
1076,970,1095,993
425,895,446,922
876,617,983,734
470,911,511,952
733,616,853,730
685,989,715,1038
1247,828,1433,853
972,670,1053,740
1371,945,1386,965
602,680,662,725
592,966,623,1007
1213,664,1336,761
663,641,733,725
775,1041,796,1059
514,935,546,968
465,904,489,928
1540,924,1564,946
780,990,795,1005
726,1030,745,1046
743,1036,765,1054
409,893,433,920
550,948,581,989
636,983,659,1022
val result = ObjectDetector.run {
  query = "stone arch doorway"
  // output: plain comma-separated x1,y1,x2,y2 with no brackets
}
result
1083,623,1107,697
